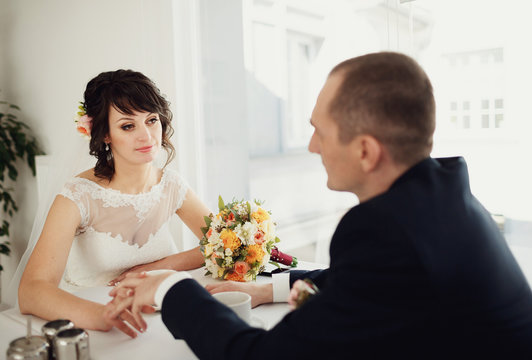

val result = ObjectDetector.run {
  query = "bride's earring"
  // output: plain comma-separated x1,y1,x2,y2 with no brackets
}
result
105,143,113,162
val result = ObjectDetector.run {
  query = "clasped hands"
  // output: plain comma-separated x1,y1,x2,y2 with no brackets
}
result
105,271,304,338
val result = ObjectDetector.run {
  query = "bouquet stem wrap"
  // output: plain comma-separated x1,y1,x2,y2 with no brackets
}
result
270,246,298,267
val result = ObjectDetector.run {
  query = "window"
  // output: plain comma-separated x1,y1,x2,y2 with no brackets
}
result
198,0,531,262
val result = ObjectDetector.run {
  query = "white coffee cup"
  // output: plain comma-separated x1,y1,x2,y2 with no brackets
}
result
212,291,252,323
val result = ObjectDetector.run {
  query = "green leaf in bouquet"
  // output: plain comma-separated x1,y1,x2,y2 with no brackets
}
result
274,236,281,243
269,260,281,269
218,196,225,211
222,268,232,279
204,270,212,276
246,201,251,214
216,257,224,267
203,215,212,228
231,209,243,223
291,257,298,267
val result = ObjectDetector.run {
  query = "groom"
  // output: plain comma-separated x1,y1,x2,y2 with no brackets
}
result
109,52,532,358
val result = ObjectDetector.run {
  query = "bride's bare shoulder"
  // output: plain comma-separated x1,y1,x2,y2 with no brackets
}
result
75,168,107,185
76,168,95,180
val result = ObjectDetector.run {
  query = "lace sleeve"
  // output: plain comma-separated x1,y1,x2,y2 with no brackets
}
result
58,179,90,232
165,169,190,212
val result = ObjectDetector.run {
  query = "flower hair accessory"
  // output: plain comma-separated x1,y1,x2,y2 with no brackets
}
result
74,102,92,139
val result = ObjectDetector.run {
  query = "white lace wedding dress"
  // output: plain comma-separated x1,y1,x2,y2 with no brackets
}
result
57,168,188,292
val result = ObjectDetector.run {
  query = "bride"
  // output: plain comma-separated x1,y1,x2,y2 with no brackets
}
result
16,69,210,337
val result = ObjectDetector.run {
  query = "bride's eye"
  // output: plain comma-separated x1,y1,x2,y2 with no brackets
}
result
121,124,134,131
147,117,159,124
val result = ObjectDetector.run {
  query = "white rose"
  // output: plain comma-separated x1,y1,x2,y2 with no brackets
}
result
250,202,260,214
260,219,275,242
208,229,221,244
261,252,271,266
234,222,258,245
204,243,214,257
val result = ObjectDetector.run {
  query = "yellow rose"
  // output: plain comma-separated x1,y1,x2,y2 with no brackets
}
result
220,228,241,251
245,244,265,264
251,208,270,223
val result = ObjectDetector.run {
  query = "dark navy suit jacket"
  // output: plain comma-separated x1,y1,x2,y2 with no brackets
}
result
160,157,532,359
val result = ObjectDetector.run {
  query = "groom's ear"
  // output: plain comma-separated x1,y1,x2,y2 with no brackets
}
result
356,135,382,173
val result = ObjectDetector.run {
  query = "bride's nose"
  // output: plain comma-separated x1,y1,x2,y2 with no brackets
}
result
137,124,152,141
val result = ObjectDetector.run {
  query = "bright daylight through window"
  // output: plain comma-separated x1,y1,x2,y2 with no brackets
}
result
232,0,532,263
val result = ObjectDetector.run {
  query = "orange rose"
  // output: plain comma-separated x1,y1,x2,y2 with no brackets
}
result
225,272,245,282
245,244,265,264
234,261,250,275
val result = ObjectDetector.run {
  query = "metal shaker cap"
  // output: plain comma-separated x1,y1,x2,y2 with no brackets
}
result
42,320,74,339
6,336,49,360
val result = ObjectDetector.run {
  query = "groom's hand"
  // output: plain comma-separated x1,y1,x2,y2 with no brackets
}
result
205,282,273,308
108,271,173,330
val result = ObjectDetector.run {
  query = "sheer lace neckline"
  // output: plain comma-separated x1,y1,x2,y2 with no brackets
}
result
75,169,168,196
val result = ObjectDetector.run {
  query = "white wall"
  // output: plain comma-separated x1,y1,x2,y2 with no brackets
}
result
0,0,181,296
0,0,7,90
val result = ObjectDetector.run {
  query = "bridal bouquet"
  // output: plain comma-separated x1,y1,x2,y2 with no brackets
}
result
200,196,297,282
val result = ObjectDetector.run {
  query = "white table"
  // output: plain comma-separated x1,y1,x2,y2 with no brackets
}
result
0,262,325,359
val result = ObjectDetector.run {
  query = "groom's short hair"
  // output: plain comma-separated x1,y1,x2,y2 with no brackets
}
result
329,52,436,166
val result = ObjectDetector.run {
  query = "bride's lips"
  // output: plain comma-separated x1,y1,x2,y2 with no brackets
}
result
136,145,154,153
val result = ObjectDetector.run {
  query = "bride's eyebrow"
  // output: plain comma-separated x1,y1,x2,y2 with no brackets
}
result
116,117,135,122
116,113,156,122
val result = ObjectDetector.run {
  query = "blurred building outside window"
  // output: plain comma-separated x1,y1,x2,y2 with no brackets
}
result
196,0,532,263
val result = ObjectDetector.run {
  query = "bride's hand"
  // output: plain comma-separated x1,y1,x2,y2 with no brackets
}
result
108,257,171,286
100,298,147,338
205,282,273,308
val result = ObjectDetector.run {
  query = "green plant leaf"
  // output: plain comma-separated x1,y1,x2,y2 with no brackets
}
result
0,243,11,255
0,98,45,270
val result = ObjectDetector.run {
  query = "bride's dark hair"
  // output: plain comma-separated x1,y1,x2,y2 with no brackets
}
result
83,69,175,181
